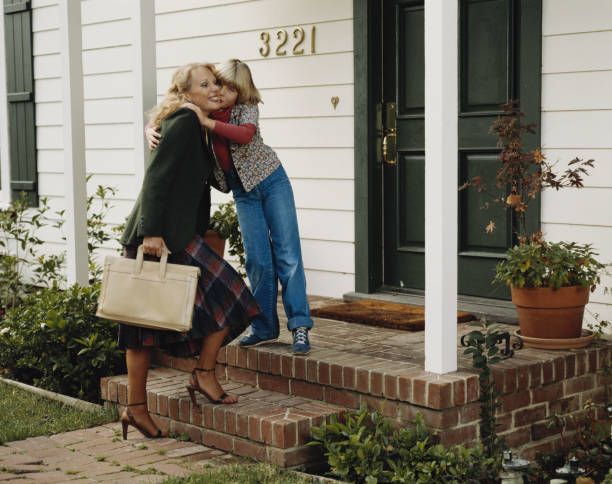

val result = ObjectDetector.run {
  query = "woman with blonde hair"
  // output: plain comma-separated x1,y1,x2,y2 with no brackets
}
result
119,63,262,439
147,59,313,355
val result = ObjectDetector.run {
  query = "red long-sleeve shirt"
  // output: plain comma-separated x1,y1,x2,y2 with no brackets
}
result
211,105,256,172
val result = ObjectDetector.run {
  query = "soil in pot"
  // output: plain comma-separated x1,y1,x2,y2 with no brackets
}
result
511,285,589,339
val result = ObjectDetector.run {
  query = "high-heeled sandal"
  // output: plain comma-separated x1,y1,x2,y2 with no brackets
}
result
186,367,237,405
120,402,163,440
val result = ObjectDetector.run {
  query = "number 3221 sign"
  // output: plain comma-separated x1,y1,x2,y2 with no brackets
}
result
258,26,316,57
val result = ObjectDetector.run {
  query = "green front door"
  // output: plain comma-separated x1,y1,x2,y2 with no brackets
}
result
380,0,541,299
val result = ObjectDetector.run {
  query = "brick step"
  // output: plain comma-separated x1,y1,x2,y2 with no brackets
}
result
148,318,612,453
151,334,481,414
101,368,342,468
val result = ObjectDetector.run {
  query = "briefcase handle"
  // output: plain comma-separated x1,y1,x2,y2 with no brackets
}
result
134,245,169,280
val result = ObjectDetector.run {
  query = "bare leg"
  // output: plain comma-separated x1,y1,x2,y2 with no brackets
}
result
191,327,237,404
124,348,165,436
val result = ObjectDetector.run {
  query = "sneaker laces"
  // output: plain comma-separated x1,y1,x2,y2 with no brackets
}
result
293,327,309,345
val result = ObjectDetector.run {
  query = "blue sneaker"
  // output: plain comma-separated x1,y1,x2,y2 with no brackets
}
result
292,327,310,355
238,332,278,347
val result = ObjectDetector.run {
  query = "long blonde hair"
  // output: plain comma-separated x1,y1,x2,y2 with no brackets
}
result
148,62,216,126
215,59,262,105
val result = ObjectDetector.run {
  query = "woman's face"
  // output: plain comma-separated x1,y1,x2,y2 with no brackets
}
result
218,84,239,109
184,67,221,115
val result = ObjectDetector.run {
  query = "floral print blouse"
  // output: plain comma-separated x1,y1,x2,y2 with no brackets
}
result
212,103,281,193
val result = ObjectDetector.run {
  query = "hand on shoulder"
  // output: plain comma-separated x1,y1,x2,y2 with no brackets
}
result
145,124,161,150
182,102,214,130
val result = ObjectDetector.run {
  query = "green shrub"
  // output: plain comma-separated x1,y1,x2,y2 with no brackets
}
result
0,283,125,402
529,400,612,483
494,241,605,289
209,201,245,276
0,181,119,312
309,405,499,484
0,194,65,309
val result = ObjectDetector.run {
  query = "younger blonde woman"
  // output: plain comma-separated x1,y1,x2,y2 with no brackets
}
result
147,59,313,354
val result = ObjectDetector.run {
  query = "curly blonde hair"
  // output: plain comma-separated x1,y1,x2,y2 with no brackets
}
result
215,59,262,105
148,62,217,126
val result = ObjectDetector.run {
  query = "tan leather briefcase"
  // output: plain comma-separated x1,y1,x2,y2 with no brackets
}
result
96,245,200,332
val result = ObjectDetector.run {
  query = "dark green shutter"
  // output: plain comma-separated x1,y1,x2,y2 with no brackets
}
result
4,0,37,205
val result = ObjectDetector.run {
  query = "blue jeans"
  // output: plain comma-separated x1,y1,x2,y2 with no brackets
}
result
227,166,313,336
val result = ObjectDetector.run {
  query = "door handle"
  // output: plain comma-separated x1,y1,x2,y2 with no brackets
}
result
382,131,397,165
381,102,397,165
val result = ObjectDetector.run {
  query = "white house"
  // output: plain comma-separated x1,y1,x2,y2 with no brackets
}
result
0,0,610,373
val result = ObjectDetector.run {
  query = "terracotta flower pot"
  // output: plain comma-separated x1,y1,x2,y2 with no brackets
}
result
511,285,590,339
203,230,226,258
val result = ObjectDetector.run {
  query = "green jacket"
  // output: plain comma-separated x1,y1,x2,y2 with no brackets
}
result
121,108,213,253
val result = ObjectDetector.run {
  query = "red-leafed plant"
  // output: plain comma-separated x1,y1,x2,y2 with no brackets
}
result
459,100,594,242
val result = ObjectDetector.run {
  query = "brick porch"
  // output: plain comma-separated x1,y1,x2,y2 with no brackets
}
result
102,296,612,466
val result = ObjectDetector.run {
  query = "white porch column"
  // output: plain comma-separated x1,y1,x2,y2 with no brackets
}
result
59,0,88,286
424,0,458,374
0,10,11,205
132,0,157,188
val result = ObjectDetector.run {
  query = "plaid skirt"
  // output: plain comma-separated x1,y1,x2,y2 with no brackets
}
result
117,233,262,357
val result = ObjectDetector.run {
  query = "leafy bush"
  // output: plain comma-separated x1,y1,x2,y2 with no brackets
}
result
0,182,119,311
309,405,499,484
0,195,65,309
209,201,245,276
529,400,612,483
50,179,119,286
0,283,125,402
494,241,605,289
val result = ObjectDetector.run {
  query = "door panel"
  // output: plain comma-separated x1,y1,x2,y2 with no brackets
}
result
461,0,512,112
397,4,424,114
381,0,541,299
397,154,425,250
460,153,509,253
383,0,425,291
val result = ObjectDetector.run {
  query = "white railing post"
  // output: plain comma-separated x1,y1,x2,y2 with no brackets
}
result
132,0,157,188
59,0,88,286
0,9,11,206
424,0,458,374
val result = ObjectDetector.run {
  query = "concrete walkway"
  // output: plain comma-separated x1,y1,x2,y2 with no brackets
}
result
0,422,245,483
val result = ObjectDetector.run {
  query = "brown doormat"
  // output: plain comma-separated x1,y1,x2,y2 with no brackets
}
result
310,299,475,331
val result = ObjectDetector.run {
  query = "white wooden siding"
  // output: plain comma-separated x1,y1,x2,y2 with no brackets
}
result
31,0,140,265
80,0,137,256
32,0,62,236
541,0,612,321
154,0,351,41
161,0,356,296
24,0,355,296
156,20,353,67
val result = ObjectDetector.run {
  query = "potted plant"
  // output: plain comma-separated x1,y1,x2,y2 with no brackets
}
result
460,101,605,345
493,241,604,339
206,200,246,277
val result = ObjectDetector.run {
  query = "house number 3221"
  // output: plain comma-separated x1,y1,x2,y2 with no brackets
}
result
258,26,316,57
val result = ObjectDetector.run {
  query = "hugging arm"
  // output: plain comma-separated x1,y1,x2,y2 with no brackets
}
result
145,123,161,150
213,122,255,144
